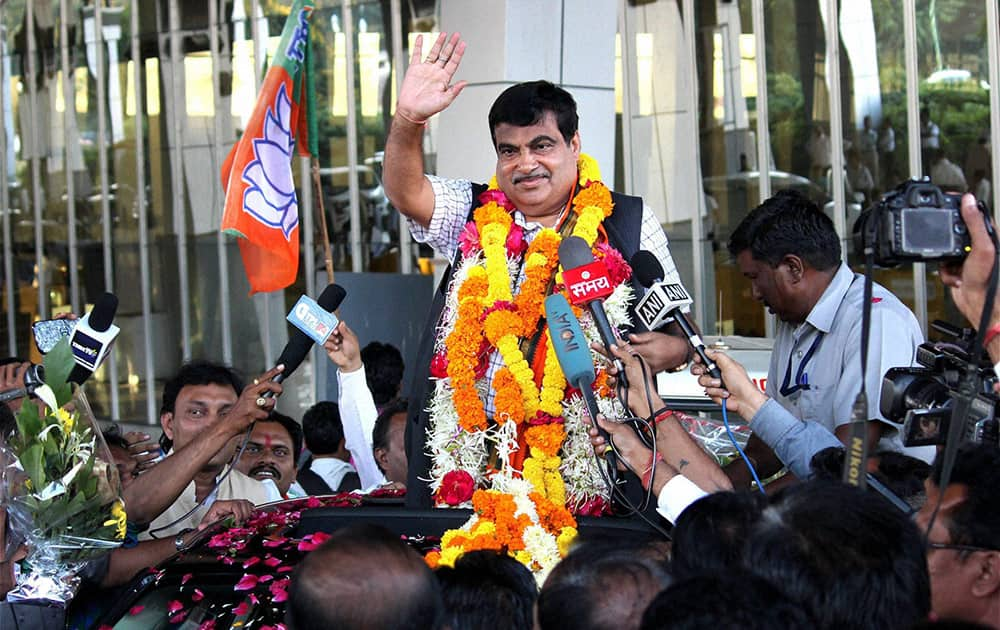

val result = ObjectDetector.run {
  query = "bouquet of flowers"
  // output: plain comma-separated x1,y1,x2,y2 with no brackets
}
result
2,338,125,605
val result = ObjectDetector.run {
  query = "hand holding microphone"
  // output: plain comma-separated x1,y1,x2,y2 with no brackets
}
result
226,364,285,429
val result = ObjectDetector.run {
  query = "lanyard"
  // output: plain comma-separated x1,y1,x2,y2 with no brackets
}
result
779,332,825,398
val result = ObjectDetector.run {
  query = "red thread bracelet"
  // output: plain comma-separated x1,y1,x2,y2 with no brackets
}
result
983,323,1000,349
641,452,664,490
650,407,674,425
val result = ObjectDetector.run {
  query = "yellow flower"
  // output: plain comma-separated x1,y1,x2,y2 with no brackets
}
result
103,498,127,540
55,408,75,434
514,550,533,567
438,545,464,568
577,154,602,184
557,526,578,557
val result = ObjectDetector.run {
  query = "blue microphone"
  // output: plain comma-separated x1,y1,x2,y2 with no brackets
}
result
545,293,617,469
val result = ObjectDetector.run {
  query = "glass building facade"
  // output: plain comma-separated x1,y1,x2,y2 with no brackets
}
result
1,0,997,425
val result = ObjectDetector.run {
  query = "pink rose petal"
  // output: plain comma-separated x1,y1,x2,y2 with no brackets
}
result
167,600,184,614
169,612,187,624
198,621,217,630
277,565,294,573
263,556,282,567
128,605,145,616
181,573,193,585
234,573,259,591
242,556,260,569
192,588,204,602
233,601,251,616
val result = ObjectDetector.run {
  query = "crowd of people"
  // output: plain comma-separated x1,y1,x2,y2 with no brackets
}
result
0,32,998,629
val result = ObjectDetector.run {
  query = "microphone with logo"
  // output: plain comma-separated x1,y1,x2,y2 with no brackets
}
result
545,293,618,475
262,283,347,399
630,250,722,383
68,292,121,385
558,235,627,388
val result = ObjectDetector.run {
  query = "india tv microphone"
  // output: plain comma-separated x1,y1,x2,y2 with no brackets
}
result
630,250,722,382
544,293,617,470
558,236,626,384
262,283,347,398
68,292,120,385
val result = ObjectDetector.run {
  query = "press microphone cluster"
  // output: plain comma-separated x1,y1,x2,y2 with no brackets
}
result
68,292,120,386
630,251,722,382
558,236,627,387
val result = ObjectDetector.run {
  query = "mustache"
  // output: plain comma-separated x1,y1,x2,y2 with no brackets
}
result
512,170,549,184
249,464,281,479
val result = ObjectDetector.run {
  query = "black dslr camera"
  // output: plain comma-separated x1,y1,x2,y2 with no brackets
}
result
880,321,999,447
853,177,973,266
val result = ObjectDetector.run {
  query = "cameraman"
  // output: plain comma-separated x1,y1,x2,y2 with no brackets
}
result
939,193,1000,369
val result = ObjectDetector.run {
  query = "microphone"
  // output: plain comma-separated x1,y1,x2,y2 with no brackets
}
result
68,293,120,385
545,293,617,471
630,251,722,382
262,283,347,397
558,236,626,385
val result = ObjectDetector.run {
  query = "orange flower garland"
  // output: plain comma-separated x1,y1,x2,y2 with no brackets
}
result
444,267,490,431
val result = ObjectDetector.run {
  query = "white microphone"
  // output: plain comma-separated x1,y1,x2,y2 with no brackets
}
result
68,293,120,385
631,252,722,381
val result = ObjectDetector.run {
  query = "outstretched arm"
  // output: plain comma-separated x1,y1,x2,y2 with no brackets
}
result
383,33,468,228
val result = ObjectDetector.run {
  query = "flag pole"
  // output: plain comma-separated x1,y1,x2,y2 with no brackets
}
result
312,161,335,283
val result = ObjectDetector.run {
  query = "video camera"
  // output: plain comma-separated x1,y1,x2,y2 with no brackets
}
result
853,177,978,266
880,321,999,447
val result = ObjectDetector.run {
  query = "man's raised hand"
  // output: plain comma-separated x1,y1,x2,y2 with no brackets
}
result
396,32,468,124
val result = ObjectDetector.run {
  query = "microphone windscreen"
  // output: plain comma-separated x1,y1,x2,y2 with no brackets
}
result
630,251,664,288
316,283,347,311
88,292,119,332
544,293,596,389
558,236,595,270
276,284,347,379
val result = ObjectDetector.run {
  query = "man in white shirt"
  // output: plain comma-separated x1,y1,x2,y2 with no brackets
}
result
140,361,282,539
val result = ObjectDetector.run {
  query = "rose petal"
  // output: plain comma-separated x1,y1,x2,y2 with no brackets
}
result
199,621,217,630
242,556,260,569
169,612,187,624
167,600,184,614
263,556,282,567
128,605,145,616
234,573,259,591
192,588,204,602
277,565,294,573
181,573,194,585
233,601,251,616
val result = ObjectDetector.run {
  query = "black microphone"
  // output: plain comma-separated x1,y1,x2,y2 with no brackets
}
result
630,251,722,382
68,293,120,385
558,236,627,386
262,283,347,397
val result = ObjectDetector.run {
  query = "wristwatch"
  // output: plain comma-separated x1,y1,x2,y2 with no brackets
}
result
174,528,194,552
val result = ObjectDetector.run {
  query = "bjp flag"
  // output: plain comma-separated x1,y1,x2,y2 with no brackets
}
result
221,0,318,295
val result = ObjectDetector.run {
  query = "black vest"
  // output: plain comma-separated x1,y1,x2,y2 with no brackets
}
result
404,186,647,508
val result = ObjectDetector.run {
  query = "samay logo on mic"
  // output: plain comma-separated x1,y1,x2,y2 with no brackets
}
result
563,261,614,304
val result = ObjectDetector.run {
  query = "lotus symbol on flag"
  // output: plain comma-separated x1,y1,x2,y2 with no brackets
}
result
240,83,299,240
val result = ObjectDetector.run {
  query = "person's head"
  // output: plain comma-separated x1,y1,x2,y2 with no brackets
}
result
864,114,873,130
236,412,302,496
639,571,815,630
538,539,671,630
302,401,347,459
373,398,408,483
727,190,841,324
361,341,405,407
159,361,244,467
670,491,766,581
286,523,442,630
921,107,931,123
103,429,137,491
434,550,537,630
744,480,930,630
916,442,1000,626
487,81,581,223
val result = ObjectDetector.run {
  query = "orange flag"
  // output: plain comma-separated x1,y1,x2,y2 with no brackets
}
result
221,0,316,294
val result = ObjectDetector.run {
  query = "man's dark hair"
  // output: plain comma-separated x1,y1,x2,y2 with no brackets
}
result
435,550,537,630
258,411,303,461
930,441,1000,552
727,189,841,271
809,447,931,510
286,523,442,630
743,480,930,630
538,540,671,630
301,401,345,456
670,491,766,581
160,360,244,416
640,571,815,630
361,341,405,406
488,80,578,147
373,398,408,454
